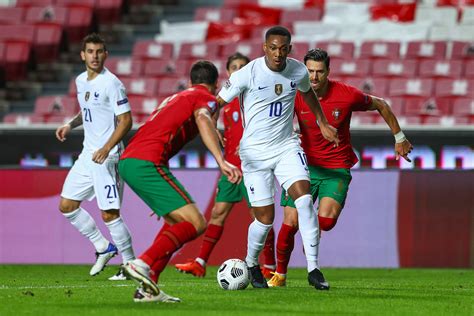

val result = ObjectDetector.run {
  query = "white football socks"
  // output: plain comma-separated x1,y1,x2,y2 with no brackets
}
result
245,219,273,267
63,207,109,253
105,216,135,264
294,194,320,272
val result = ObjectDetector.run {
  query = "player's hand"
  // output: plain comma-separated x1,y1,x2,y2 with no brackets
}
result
320,123,340,147
220,160,242,184
55,124,71,142
92,147,110,164
395,140,413,162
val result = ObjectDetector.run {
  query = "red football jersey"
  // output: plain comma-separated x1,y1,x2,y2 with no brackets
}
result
295,80,372,169
222,98,243,169
121,85,218,165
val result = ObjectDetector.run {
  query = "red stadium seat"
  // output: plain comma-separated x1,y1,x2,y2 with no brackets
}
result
464,60,474,78
34,95,78,116
128,96,161,115
34,22,63,63
25,6,68,25
0,24,35,42
423,116,470,126
384,97,405,116
351,112,375,125
313,41,355,60
371,59,418,78
46,113,76,123
451,97,474,117
405,41,447,60
157,76,189,97
143,59,186,78
388,78,434,98
330,59,371,79
343,77,389,96
434,79,474,98
178,42,220,60
132,40,174,60
451,41,474,59
221,40,261,60
105,57,143,78
290,42,310,60
0,7,25,25
121,78,159,97
3,40,32,80
2,113,44,124
418,60,463,79
194,7,236,22
222,0,257,7
95,0,123,24
61,4,93,43
360,41,400,59
404,97,451,116
280,8,323,26
68,78,77,96
374,115,421,126
15,0,55,7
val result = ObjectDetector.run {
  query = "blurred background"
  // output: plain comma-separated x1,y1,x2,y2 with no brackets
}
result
0,0,472,269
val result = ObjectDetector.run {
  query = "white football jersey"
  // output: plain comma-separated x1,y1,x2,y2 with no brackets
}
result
76,67,131,156
218,57,311,160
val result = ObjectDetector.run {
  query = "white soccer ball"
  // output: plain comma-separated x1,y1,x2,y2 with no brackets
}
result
216,259,249,290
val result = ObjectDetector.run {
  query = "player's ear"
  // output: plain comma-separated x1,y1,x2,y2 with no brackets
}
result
288,44,292,55
80,50,86,61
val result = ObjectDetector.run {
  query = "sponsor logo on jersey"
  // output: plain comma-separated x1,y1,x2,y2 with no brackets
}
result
208,101,217,113
85,91,90,101
258,86,268,90
117,98,128,106
275,84,283,95
224,80,232,89
232,111,239,122
332,108,341,121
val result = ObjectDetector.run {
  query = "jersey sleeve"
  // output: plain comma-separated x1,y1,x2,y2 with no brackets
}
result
350,86,373,112
218,68,248,103
109,79,131,116
297,68,311,93
194,94,218,115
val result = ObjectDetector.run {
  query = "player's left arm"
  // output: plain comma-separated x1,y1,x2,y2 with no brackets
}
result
368,96,413,162
195,107,242,184
92,111,132,164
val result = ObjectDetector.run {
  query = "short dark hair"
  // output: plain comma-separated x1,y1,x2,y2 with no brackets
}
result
190,60,219,85
304,48,330,69
226,52,250,71
265,26,291,43
81,33,107,52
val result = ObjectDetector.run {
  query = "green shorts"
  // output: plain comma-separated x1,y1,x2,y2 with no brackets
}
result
215,174,251,207
118,158,194,216
281,165,352,209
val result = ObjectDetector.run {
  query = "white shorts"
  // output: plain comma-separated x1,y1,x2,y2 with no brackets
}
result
241,145,310,207
61,152,123,210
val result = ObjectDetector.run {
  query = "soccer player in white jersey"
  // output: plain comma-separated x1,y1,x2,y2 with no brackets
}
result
217,26,339,290
55,33,135,279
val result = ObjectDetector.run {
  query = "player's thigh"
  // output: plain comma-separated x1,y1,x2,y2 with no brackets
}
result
61,154,94,205
215,174,246,205
274,147,310,193
280,167,320,208
316,167,352,217
91,157,122,211
119,159,194,217
164,203,206,233
241,164,275,207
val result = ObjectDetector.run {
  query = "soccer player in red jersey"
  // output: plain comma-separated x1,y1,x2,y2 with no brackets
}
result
267,48,413,287
174,53,277,279
119,61,242,302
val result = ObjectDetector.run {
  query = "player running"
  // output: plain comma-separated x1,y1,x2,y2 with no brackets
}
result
268,48,413,287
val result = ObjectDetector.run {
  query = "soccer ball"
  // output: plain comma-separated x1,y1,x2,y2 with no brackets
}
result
216,259,249,290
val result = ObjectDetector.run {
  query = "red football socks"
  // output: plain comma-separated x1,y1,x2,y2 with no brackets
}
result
276,224,298,275
197,224,223,262
262,227,276,266
140,221,197,267
318,215,337,231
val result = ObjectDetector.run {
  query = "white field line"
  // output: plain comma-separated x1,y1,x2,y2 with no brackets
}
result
0,283,136,290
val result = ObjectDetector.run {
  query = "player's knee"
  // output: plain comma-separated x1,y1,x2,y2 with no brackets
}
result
59,199,80,213
101,210,120,222
318,215,338,231
194,214,207,235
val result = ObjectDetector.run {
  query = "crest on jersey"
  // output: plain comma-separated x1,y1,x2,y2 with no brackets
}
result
332,108,341,121
232,111,239,122
208,101,217,113
275,84,283,95
85,91,90,101
224,80,232,89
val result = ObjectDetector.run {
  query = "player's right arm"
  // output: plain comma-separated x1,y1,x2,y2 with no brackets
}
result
194,107,242,184
55,111,83,142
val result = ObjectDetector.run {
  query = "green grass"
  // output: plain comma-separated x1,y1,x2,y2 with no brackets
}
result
0,265,472,316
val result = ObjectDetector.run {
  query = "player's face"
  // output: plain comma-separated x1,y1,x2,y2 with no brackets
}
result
81,42,107,74
227,58,248,76
263,35,292,72
306,60,329,92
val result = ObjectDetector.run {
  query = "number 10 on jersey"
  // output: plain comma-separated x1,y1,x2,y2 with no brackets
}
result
269,102,282,117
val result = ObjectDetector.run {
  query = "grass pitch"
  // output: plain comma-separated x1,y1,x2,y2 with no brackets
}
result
0,265,472,316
